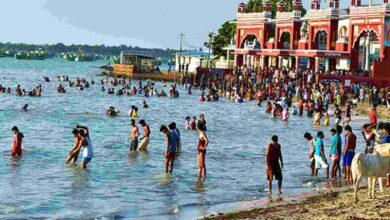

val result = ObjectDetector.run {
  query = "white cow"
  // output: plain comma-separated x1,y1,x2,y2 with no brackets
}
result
352,144,390,202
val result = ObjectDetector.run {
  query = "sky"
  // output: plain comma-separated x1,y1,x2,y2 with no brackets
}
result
0,0,355,49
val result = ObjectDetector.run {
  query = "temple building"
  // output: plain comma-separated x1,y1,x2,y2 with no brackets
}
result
232,0,390,78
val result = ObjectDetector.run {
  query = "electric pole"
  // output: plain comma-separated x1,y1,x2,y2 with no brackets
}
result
178,33,185,73
207,31,215,68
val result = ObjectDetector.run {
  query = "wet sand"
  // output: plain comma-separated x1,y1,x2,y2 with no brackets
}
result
204,186,390,220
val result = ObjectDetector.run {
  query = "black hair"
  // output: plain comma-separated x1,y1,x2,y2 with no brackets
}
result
197,123,206,132
304,132,312,139
72,129,79,134
345,125,352,132
272,135,278,142
139,119,145,125
11,126,19,132
131,119,136,125
383,123,390,133
317,131,324,137
378,122,385,130
336,125,343,134
160,125,168,133
330,129,336,133
79,129,85,136
168,122,176,130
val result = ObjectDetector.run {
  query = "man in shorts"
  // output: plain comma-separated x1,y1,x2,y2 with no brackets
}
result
160,125,176,173
304,132,316,176
130,119,139,151
314,131,329,178
139,119,150,151
343,125,357,184
265,135,284,195
329,129,340,179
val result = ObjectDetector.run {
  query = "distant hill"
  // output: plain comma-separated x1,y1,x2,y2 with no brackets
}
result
0,42,182,59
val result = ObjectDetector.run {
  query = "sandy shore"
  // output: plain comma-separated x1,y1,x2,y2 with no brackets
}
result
356,102,389,121
204,186,390,220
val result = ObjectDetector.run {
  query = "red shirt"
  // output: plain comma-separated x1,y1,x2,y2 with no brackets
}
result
370,110,377,125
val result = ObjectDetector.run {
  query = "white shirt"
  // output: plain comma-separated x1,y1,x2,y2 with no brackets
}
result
83,136,94,158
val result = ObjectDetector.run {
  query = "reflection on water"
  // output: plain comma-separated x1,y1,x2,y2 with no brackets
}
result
0,58,367,218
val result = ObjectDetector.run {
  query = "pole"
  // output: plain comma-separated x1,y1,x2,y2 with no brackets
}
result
207,31,215,68
178,33,185,73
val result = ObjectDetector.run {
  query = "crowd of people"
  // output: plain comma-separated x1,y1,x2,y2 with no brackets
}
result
191,65,389,193
4,64,390,195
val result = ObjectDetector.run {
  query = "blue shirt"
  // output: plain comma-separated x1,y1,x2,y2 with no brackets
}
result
330,134,338,155
168,131,177,153
383,135,390,144
315,138,324,156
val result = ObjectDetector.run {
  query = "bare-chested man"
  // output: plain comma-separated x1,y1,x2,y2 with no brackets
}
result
65,129,81,164
130,119,139,151
139,119,150,151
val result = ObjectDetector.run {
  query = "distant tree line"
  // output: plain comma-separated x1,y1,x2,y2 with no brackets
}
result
0,42,179,58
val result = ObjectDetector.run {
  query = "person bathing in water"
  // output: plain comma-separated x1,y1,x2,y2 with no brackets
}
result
65,129,81,164
314,131,329,178
130,119,139,151
106,106,119,117
169,122,181,157
265,135,283,195
71,125,94,169
197,123,209,181
22,104,28,112
128,106,139,119
138,119,150,151
143,101,149,109
11,126,24,157
160,125,176,173
304,132,316,176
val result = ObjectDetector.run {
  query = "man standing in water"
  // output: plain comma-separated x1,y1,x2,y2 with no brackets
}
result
314,131,329,178
11,126,24,157
65,129,80,164
329,129,340,179
130,119,139,151
343,125,357,184
303,132,316,176
160,125,176,173
265,135,283,195
71,125,93,169
169,122,181,157
139,119,150,151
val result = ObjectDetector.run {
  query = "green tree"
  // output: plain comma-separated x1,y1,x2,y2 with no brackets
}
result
246,0,307,18
211,21,237,58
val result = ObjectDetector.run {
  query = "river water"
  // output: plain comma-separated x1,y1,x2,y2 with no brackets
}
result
0,58,367,219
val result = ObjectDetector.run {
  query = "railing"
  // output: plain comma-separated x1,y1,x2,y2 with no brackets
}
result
306,8,339,19
237,12,272,21
350,4,390,15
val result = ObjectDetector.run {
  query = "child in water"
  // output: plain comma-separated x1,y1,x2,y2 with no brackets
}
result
185,117,191,130
282,108,289,121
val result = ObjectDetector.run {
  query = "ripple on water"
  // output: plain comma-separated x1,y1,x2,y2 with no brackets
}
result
0,58,367,218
